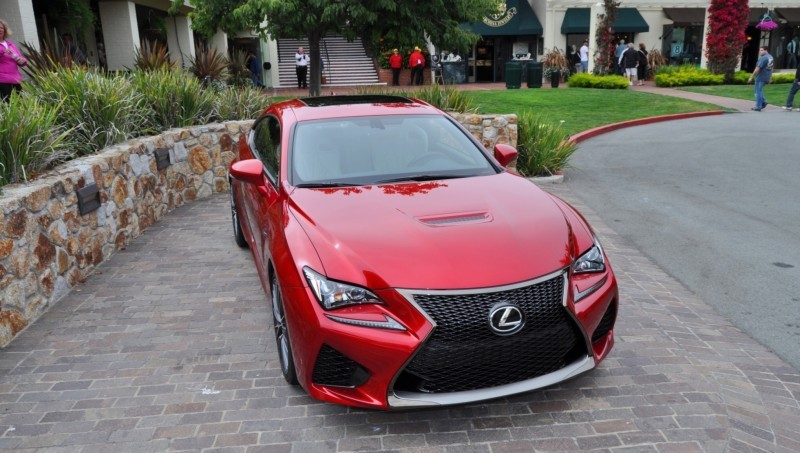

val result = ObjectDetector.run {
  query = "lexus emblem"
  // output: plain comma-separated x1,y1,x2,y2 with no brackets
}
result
488,302,525,336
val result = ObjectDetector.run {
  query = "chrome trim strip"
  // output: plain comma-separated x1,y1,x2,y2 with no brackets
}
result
396,267,568,300
387,355,595,408
325,314,406,331
574,275,608,302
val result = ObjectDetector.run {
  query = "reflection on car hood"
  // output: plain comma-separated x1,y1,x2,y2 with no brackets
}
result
289,173,574,290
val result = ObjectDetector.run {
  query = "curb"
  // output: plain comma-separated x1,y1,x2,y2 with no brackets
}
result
526,110,726,185
568,110,726,144
527,174,564,185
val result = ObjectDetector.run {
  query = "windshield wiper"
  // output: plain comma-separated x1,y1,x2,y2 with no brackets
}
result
374,174,469,184
295,182,362,188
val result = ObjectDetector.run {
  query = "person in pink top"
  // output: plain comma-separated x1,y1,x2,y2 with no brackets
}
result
0,19,27,102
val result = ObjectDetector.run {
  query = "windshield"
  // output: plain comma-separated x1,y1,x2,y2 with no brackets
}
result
290,115,498,187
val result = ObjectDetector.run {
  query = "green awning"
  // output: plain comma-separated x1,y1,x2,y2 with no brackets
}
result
463,0,543,36
561,8,590,34
615,8,649,33
560,8,649,34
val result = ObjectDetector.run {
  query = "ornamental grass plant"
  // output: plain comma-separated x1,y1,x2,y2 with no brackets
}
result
212,85,274,121
24,67,151,156
129,68,215,128
354,84,475,113
0,66,277,189
133,40,177,71
0,93,74,186
515,110,577,177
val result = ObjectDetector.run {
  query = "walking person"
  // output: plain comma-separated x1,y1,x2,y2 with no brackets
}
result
636,43,648,86
621,43,638,86
0,19,26,102
295,46,309,89
579,39,589,73
248,51,263,88
409,46,425,86
781,59,800,112
748,46,773,111
615,39,626,75
389,48,402,86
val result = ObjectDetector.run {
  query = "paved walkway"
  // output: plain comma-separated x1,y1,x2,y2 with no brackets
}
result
0,85,798,452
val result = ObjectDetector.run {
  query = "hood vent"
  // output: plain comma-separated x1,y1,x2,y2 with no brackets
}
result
418,212,492,226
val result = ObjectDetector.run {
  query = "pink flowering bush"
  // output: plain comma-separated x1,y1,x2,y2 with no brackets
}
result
706,0,749,82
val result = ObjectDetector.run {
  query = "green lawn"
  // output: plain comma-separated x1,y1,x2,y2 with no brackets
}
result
679,84,793,105
465,88,727,136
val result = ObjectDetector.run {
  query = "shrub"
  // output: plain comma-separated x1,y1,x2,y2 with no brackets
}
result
654,65,724,87
0,93,74,186
567,73,629,89
515,111,577,177
25,67,151,156
130,68,215,128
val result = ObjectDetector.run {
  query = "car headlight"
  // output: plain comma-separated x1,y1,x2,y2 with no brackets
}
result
304,267,382,310
573,240,606,274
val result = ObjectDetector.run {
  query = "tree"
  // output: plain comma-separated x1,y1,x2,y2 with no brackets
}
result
175,0,495,96
593,0,620,75
706,0,749,82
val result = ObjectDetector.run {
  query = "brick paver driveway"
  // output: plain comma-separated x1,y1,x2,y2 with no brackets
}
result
1,191,798,452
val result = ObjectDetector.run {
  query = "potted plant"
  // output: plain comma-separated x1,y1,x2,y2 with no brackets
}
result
541,47,570,88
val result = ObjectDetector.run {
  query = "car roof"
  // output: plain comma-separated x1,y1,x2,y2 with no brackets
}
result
272,95,443,122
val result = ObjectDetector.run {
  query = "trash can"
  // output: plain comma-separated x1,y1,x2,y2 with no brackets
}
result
441,61,468,84
527,61,543,88
505,61,522,89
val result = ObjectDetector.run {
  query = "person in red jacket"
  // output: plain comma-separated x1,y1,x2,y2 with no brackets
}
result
389,48,402,86
409,46,425,86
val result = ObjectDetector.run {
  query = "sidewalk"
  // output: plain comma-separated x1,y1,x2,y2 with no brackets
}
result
631,84,773,112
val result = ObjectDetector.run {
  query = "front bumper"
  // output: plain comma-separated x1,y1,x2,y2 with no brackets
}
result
285,268,617,410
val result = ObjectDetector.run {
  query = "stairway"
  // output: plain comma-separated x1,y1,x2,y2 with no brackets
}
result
277,36,382,88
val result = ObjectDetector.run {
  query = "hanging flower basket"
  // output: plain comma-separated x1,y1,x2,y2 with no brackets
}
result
756,20,778,31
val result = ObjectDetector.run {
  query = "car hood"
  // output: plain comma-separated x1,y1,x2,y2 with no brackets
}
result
289,173,576,290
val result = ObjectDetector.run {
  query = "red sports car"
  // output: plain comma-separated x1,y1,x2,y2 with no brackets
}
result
228,95,617,410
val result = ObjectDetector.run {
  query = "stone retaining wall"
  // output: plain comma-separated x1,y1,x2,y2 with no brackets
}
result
0,115,516,347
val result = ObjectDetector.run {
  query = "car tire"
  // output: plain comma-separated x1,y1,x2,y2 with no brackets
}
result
229,182,248,249
272,274,299,385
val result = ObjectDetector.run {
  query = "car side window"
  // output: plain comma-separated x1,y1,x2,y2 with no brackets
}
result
251,115,281,183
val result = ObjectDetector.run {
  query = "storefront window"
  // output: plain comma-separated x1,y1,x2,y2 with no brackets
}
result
661,25,703,66
772,25,800,70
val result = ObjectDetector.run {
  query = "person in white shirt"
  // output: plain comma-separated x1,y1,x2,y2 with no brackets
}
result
579,40,589,73
295,47,309,89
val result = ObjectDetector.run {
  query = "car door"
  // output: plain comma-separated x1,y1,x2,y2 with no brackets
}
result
242,115,282,272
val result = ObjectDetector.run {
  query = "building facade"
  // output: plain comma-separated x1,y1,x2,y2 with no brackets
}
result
463,1,800,81
2,1,799,88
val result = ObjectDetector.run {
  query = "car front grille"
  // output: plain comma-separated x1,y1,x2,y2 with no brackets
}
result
394,273,587,394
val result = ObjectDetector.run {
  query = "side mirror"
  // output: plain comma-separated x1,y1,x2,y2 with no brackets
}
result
230,159,267,187
493,143,518,168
